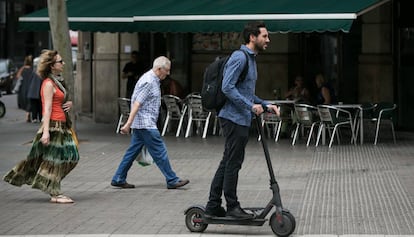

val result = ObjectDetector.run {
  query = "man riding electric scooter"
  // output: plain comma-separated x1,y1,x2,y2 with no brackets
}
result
185,21,296,237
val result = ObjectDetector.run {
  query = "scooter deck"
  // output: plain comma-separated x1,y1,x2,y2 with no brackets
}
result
203,216,267,226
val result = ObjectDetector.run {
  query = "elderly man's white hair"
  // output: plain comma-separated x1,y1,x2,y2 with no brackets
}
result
152,56,170,70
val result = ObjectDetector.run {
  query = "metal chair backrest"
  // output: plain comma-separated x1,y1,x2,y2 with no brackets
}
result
279,104,293,119
372,102,397,145
292,103,319,146
263,112,281,123
186,94,209,119
259,111,282,142
361,102,377,119
373,102,396,120
294,104,318,126
317,105,335,124
118,97,131,116
316,104,355,147
183,93,212,138
162,95,182,118
116,97,131,133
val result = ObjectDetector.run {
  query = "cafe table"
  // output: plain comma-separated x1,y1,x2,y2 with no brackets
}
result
265,99,298,105
264,99,297,118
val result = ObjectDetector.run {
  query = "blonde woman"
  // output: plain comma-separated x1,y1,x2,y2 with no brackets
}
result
3,50,79,204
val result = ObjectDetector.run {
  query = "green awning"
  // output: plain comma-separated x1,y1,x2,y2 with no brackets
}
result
19,0,390,33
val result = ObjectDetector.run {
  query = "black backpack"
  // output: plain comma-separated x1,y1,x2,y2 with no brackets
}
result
201,50,249,112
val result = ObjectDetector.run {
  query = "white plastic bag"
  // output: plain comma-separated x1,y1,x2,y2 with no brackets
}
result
136,146,154,166
13,76,23,93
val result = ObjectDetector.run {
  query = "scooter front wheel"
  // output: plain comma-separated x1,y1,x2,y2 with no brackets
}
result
269,210,296,237
185,207,208,232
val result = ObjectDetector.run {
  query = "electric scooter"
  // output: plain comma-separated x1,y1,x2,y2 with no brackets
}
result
184,112,296,237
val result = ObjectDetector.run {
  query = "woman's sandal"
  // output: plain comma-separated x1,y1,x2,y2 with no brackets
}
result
50,195,74,204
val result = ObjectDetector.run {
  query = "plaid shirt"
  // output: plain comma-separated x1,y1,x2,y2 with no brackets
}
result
130,70,161,129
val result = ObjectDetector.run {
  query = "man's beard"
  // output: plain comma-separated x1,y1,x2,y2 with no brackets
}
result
255,42,267,52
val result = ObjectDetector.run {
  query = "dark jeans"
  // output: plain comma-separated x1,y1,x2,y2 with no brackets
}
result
30,98,42,121
206,118,250,210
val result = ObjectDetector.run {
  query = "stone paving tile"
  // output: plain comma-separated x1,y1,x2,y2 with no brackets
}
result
2,234,414,237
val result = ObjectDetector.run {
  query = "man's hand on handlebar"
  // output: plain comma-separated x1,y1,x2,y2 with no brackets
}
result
252,104,280,116
266,104,280,116
252,104,265,115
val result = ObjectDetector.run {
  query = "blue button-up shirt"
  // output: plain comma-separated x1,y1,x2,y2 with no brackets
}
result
130,70,161,129
219,45,267,127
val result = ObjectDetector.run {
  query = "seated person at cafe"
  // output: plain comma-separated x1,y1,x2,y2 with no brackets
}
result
281,75,311,138
284,75,311,103
159,75,185,129
161,75,184,99
314,73,337,105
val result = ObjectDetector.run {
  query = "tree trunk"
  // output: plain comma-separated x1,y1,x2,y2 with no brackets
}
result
47,0,76,130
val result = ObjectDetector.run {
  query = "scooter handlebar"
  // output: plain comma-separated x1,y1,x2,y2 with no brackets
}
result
254,104,278,117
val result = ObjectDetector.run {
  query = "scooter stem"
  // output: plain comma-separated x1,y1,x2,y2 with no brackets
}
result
255,113,283,207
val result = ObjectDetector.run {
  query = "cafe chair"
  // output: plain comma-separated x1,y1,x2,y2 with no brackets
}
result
184,94,212,138
316,105,355,148
279,103,295,138
292,104,319,146
116,97,131,133
212,111,222,136
258,112,282,142
161,95,186,137
372,102,397,145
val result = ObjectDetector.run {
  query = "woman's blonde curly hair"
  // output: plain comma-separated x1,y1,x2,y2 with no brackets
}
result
37,49,58,79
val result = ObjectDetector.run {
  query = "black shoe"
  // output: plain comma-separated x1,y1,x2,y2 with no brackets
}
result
167,179,189,189
204,206,226,217
226,206,254,219
111,182,135,188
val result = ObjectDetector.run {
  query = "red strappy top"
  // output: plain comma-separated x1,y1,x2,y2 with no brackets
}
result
41,78,66,121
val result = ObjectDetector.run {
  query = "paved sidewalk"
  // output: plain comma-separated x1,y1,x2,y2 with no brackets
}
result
1,93,414,237
1,235,414,237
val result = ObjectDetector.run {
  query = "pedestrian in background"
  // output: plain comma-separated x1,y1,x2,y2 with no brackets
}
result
111,56,189,190
27,70,42,123
204,21,279,219
122,50,146,98
14,55,34,122
3,50,79,204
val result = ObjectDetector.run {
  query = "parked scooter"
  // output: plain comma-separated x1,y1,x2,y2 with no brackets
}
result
0,93,6,118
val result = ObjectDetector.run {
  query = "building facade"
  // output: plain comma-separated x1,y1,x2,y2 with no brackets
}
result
3,0,414,130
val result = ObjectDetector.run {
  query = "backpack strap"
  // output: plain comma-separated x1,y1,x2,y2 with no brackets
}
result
238,49,249,82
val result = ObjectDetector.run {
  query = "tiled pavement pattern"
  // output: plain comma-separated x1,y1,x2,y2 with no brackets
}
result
1,94,414,237
0,235,414,237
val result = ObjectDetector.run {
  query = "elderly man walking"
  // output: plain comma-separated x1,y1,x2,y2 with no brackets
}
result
111,56,189,190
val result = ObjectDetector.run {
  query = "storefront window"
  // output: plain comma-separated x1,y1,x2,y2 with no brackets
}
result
192,33,242,51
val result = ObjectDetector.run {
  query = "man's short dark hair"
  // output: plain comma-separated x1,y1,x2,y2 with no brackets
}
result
131,50,139,56
242,21,266,44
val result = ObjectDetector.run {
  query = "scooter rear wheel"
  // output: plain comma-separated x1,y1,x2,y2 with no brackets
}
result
0,101,5,118
269,210,296,237
185,207,208,232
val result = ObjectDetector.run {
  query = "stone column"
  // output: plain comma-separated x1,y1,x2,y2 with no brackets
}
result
358,2,393,103
93,33,120,123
